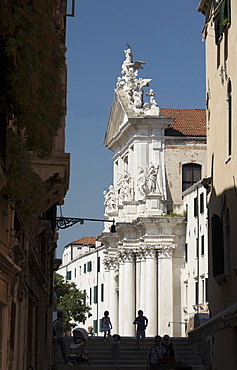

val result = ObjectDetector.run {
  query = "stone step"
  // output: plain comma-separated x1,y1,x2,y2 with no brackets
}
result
55,336,207,370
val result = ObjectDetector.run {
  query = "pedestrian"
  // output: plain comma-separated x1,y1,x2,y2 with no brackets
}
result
109,334,121,365
133,309,148,351
88,325,95,338
161,334,175,361
146,335,166,370
53,311,73,366
101,310,112,341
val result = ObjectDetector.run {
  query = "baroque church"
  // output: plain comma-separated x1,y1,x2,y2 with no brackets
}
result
58,47,206,337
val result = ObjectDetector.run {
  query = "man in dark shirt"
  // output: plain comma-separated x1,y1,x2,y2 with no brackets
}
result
133,310,148,351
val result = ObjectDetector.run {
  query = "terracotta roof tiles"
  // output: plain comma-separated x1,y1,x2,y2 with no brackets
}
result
161,108,206,137
69,237,96,246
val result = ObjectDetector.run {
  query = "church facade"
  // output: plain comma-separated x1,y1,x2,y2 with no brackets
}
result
98,47,206,337
58,47,207,337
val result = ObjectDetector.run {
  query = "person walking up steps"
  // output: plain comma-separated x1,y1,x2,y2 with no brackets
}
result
101,310,112,341
147,335,166,370
133,309,148,351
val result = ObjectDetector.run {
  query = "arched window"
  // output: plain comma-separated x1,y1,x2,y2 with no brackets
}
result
227,78,232,156
182,164,201,191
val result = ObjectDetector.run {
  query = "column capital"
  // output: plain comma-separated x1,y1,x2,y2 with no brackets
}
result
103,255,118,270
117,248,134,263
157,244,176,258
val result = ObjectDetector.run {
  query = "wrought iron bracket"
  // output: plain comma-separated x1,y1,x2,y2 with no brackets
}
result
56,217,116,232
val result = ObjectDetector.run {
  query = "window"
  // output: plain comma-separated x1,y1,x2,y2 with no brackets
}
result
211,214,224,277
90,288,92,305
97,256,100,272
182,164,201,191
74,268,76,278
200,192,204,214
201,235,205,256
84,263,86,273
224,209,231,274
93,286,98,304
87,261,92,272
66,271,71,280
83,290,86,305
205,278,208,302
195,281,199,305
201,279,205,303
214,0,231,44
196,238,199,258
101,283,104,302
194,197,198,217
185,243,188,263
227,79,232,156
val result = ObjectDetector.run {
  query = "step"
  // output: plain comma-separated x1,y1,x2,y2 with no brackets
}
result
55,336,208,370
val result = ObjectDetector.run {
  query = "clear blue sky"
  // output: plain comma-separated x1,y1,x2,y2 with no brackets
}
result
56,0,206,257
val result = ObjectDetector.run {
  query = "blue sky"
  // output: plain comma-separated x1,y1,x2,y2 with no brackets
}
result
56,0,206,257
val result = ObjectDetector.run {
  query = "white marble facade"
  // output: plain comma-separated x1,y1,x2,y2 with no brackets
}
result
99,47,190,337
58,47,207,338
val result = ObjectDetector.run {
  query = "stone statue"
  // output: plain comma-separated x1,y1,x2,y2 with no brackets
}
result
117,172,132,201
147,163,159,193
137,167,147,199
104,185,116,213
146,89,158,108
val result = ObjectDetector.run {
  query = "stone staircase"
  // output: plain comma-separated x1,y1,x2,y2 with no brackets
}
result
55,336,208,370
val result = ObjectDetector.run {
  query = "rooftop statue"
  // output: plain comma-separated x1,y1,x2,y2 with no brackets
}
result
117,45,160,116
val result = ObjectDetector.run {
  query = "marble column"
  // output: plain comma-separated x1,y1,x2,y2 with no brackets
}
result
144,246,157,336
135,253,141,314
139,249,147,313
109,260,119,334
157,245,175,336
123,250,135,336
118,250,125,335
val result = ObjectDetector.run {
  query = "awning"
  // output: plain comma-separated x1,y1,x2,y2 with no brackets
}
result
188,302,237,343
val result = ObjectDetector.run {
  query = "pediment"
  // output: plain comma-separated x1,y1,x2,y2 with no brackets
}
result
104,89,132,147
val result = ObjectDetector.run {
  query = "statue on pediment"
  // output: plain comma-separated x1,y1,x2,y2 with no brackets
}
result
147,163,159,194
104,185,116,214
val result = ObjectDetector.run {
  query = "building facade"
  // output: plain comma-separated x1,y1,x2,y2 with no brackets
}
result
58,47,207,339
0,1,70,369
181,181,209,333
189,1,237,369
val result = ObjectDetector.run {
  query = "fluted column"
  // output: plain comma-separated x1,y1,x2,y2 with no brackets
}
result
123,250,135,336
144,246,157,336
157,245,175,336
